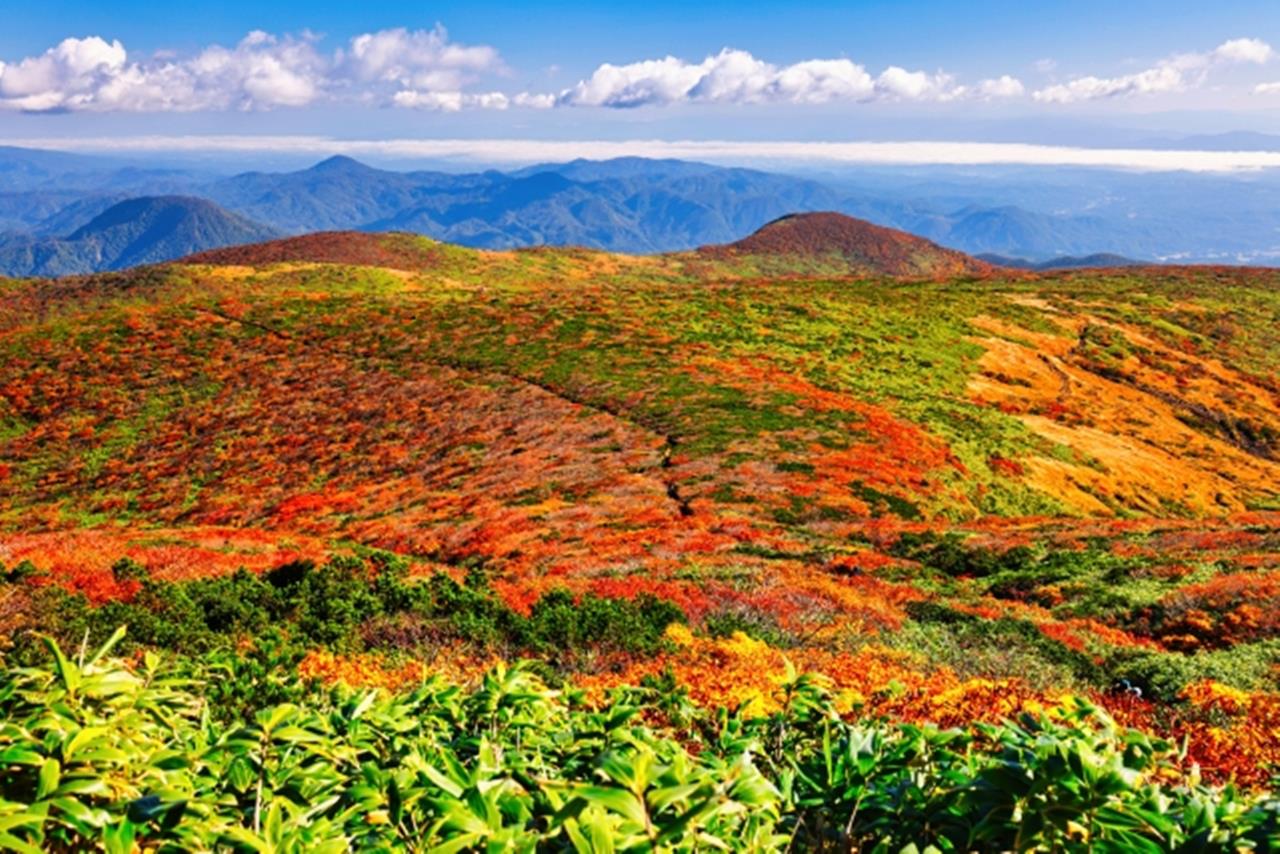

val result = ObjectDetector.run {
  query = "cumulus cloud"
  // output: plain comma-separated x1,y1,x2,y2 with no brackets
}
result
553,48,1017,107
512,91,556,109
182,32,327,110
973,75,1026,99
341,25,500,91
1034,37,1273,104
1212,38,1273,64
0,27,504,112
0,32,328,111
5,31,1271,114
0,36,130,111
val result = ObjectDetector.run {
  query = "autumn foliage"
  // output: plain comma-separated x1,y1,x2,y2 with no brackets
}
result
1,236,1279,792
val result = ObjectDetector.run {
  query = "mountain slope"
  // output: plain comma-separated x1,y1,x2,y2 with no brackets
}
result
700,211,997,277
182,230,445,269
2,236,1279,793
0,196,280,277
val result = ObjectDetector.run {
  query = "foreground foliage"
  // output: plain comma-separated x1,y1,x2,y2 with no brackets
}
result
3,237,1280,847
1,630,1278,852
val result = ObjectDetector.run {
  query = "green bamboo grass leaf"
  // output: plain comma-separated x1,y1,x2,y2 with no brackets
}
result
0,832,43,854
48,796,109,829
573,786,648,827
421,764,466,799
223,826,275,852
263,801,283,844
39,635,80,694
61,727,109,763
54,778,111,798
0,747,43,766
588,815,618,854
349,690,378,721
100,819,137,854
426,831,485,854
85,626,129,668
647,782,701,810
79,670,142,699
34,759,59,800
271,725,323,744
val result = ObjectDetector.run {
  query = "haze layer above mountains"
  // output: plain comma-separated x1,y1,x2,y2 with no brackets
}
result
3,145,1280,276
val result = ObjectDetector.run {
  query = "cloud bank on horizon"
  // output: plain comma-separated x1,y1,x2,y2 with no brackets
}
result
0,26,1276,114
13,135,1280,173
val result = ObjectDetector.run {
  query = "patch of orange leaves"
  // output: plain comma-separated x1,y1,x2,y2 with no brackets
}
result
1,527,327,604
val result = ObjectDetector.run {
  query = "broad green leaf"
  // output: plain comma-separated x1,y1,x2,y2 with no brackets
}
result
35,760,59,801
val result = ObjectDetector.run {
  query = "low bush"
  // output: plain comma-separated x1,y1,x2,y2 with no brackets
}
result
0,630,1276,852
5,554,686,673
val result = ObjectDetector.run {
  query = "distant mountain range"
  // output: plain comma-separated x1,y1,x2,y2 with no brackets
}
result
201,155,855,253
0,197,279,277
975,252,1144,271
8,145,1280,276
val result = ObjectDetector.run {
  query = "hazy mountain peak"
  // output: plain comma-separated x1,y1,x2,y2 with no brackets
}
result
309,155,372,174
0,195,278,278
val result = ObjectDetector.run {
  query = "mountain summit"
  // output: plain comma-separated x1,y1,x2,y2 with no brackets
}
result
702,211,997,278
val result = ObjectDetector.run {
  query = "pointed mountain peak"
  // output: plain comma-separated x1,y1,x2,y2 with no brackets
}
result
309,155,372,174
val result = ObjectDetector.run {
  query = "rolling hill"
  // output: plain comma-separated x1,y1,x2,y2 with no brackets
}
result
0,196,280,277
700,211,998,277
2,226,1279,846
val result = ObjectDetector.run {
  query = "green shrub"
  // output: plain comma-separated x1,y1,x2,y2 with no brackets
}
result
0,630,1276,852
7,554,686,675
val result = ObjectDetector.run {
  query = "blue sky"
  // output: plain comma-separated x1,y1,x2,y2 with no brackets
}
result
2,1,1280,167
1,0,1273,76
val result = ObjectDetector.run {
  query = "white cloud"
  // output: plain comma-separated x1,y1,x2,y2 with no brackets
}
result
0,36,129,111
1034,66,1184,104
513,91,556,109
1212,38,1273,65
974,75,1026,99
0,32,330,112
874,66,952,100
1034,37,1273,104
771,59,875,103
341,25,500,91
554,48,1015,107
183,32,327,110
18,135,1280,173
559,55,707,107
2,32,1272,114
1255,81,1280,95
392,89,509,111
0,27,505,112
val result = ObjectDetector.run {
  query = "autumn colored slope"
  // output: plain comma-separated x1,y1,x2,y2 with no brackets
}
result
2,229,1279,784
181,230,445,270
698,211,999,278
